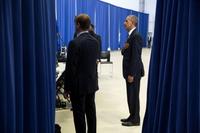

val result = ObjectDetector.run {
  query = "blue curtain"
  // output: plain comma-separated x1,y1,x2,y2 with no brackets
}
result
96,1,109,51
138,13,149,47
142,0,200,133
57,0,76,49
109,5,119,50
0,0,56,132
77,0,96,24
56,0,149,51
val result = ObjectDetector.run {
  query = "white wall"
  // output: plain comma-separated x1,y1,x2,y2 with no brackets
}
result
99,0,140,11
144,0,157,34
100,0,157,34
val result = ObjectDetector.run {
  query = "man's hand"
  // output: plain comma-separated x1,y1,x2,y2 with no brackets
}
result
127,75,134,83
124,43,130,49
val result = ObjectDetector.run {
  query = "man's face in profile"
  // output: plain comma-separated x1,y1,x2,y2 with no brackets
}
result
124,17,133,31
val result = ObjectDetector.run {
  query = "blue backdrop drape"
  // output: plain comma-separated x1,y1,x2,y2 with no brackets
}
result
56,0,149,51
142,0,200,133
138,12,149,47
77,0,96,24
57,0,76,51
96,1,109,51
0,0,56,133
109,5,119,50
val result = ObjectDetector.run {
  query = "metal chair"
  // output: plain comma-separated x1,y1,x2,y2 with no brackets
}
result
99,51,113,76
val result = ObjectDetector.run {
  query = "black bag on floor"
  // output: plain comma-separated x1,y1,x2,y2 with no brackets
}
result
55,124,61,133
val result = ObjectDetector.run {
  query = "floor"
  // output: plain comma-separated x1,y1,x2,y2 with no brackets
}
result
56,48,151,133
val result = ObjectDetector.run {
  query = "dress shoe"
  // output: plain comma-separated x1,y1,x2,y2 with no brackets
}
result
120,118,129,122
122,121,140,126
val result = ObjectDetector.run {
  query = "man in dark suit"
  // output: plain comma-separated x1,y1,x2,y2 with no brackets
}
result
64,14,99,133
121,15,144,126
89,24,102,90
89,24,102,61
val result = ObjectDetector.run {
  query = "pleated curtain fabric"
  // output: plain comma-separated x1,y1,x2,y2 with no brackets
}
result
142,0,200,133
95,1,109,51
56,0,76,50
56,0,149,50
109,5,120,50
0,0,56,133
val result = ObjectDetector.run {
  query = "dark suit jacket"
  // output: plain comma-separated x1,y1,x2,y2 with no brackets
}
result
74,31,101,60
121,29,144,79
90,31,102,60
64,32,99,95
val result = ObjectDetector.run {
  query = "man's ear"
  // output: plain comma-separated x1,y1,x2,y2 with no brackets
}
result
77,23,80,28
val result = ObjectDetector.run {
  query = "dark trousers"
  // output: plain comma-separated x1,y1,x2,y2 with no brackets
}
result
70,92,96,133
126,77,141,122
